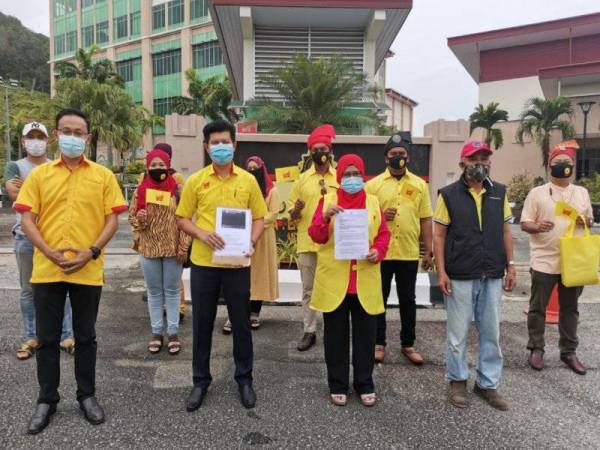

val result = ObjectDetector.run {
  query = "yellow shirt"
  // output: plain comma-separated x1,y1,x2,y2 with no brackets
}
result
14,157,127,286
366,169,433,260
286,165,338,253
434,188,513,229
176,164,268,268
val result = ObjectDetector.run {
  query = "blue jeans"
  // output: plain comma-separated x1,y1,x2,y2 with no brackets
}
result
140,256,182,335
445,277,503,389
14,234,73,341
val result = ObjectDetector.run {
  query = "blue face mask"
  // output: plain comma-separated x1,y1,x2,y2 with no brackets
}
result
340,176,364,194
58,135,86,158
209,143,234,165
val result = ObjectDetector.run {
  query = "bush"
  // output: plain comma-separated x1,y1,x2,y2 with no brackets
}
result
577,174,600,202
507,171,535,207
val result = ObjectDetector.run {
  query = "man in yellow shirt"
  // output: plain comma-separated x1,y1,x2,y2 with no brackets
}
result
366,132,432,365
287,124,339,351
433,140,515,412
15,109,127,434
176,119,267,411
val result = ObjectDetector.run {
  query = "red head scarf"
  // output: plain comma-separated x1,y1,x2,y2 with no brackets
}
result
549,140,578,163
336,153,366,209
136,149,178,212
307,124,336,149
246,155,274,198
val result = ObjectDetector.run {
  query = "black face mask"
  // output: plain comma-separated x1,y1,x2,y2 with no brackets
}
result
249,168,266,192
551,162,574,179
312,151,330,166
148,168,168,183
388,155,408,171
464,164,489,183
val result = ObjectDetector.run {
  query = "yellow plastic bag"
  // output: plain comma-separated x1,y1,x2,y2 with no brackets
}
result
559,217,600,287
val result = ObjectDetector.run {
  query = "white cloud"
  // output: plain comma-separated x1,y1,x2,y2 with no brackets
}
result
1,0,49,36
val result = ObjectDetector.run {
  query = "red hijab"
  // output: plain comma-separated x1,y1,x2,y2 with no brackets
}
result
246,155,274,198
136,148,178,212
308,124,336,149
336,153,366,209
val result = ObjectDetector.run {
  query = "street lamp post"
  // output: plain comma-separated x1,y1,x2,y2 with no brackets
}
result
578,101,596,178
1,77,21,163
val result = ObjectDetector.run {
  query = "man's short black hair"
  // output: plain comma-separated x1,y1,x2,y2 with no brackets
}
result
55,108,91,133
203,119,236,144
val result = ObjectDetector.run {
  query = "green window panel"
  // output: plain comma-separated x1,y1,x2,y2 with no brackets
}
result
152,4,165,31
82,0,95,8
113,0,128,16
65,13,78,32
195,65,227,81
192,41,223,69
83,25,95,47
190,0,209,23
54,18,66,35
95,2,108,21
151,39,181,54
191,30,217,45
96,21,109,44
116,47,142,61
66,31,77,52
54,34,66,55
125,80,143,104
153,96,179,134
129,0,141,12
114,15,128,40
130,11,141,37
168,0,184,27
82,8,95,27
153,74,182,100
152,49,181,77
116,58,141,82
54,0,76,17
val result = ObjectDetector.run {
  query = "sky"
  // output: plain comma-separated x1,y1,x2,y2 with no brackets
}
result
2,0,599,135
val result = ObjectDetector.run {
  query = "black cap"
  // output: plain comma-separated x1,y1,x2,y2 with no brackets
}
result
385,131,412,155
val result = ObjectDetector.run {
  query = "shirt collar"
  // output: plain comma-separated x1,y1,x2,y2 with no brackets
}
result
52,154,90,167
384,168,412,180
308,164,335,177
210,162,238,177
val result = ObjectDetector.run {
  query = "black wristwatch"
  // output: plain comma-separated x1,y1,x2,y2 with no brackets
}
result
90,246,101,260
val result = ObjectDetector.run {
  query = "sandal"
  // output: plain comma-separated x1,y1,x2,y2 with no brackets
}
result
360,393,377,407
16,339,39,360
148,334,163,354
330,394,347,406
167,335,181,356
60,338,76,355
250,314,261,330
222,320,232,335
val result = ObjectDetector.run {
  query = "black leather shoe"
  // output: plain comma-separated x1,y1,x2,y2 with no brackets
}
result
239,384,256,409
27,403,56,435
186,386,208,412
297,332,316,352
561,353,587,375
79,397,105,425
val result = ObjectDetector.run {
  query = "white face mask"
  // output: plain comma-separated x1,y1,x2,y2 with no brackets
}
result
24,139,47,157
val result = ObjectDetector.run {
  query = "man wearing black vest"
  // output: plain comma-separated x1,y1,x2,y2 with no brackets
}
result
433,140,516,411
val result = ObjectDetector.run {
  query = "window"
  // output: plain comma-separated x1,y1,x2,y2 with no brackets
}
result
54,34,66,54
130,11,141,36
168,0,184,26
153,97,177,117
81,0,94,8
66,31,77,52
83,25,95,47
67,0,77,12
152,49,181,76
116,58,140,83
96,20,109,43
190,0,208,20
152,4,165,30
55,0,66,16
192,41,223,69
114,15,128,39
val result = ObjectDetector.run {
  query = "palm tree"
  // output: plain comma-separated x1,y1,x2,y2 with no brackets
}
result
516,96,575,175
246,54,380,134
469,102,509,149
54,45,123,87
173,69,239,122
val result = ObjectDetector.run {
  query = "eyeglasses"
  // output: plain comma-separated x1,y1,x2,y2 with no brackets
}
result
58,128,88,139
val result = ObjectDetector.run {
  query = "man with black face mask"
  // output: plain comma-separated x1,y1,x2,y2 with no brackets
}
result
366,132,433,365
521,141,593,376
433,140,516,411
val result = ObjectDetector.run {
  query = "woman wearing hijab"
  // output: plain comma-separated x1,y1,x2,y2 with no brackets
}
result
223,156,280,333
309,154,390,407
129,148,191,355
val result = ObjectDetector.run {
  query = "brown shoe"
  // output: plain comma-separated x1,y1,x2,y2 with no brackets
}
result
401,347,424,366
473,384,509,411
560,354,587,375
374,345,385,363
528,350,544,371
448,381,468,408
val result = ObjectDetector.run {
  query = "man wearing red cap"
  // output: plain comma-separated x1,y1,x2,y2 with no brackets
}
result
433,140,516,411
521,141,593,375
287,124,339,351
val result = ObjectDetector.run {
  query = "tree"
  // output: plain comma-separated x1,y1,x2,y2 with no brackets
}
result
469,102,509,149
54,45,123,87
54,78,160,161
174,69,238,122
246,54,380,134
516,96,575,175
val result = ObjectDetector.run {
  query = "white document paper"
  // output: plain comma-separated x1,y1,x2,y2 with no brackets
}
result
214,207,251,257
334,209,369,260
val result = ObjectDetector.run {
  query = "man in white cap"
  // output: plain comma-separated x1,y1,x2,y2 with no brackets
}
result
4,121,74,361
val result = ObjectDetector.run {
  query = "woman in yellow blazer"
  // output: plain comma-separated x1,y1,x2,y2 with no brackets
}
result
308,154,390,407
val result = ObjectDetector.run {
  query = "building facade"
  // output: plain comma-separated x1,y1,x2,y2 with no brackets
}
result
384,88,416,132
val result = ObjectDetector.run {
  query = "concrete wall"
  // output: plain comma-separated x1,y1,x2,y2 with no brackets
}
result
162,114,207,179
479,76,544,120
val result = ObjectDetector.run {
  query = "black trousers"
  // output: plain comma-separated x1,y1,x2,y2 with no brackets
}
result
323,294,376,395
32,282,102,405
191,264,252,388
250,301,263,315
376,260,419,347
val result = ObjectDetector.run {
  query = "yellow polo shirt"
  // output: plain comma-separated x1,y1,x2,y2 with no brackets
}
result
434,188,513,229
14,157,127,286
286,165,338,253
176,164,268,267
366,169,433,260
